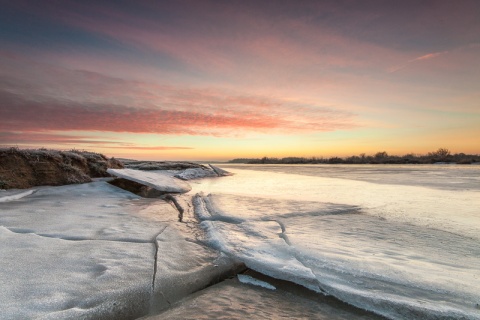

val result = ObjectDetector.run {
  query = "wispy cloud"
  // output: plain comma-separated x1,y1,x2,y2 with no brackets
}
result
0,132,116,145
388,50,449,73
5,1,402,77
410,51,448,62
0,53,357,138
0,132,193,150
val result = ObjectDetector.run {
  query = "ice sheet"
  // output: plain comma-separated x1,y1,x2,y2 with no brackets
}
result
221,164,480,191
0,181,244,319
150,224,242,313
0,226,154,320
107,168,191,193
190,167,480,240
196,195,320,293
0,182,179,242
192,183,480,319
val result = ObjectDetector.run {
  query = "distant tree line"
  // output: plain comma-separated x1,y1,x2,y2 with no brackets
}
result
229,148,479,165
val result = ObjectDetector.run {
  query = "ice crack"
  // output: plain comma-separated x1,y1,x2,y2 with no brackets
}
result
2,227,157,243
271,219,327,294
151,225,168,294
162,194,184,222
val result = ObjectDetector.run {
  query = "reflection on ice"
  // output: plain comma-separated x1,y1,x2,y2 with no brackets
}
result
191,167,480,240
192,165,480,320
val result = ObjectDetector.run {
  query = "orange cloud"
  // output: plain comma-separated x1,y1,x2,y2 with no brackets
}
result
0,53,357,138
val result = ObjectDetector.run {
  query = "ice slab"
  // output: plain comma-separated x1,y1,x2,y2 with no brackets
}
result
195,194,321,293
237,274,276,290
150,224,243,313
194,192,480,320
174,168,218,180
197,193,356,222
0,182,179,242
0,189,36,202
0,226,154,320
107,168,191,193
0,183,244,319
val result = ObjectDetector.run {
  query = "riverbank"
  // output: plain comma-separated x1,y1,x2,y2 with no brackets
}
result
0,147,123,189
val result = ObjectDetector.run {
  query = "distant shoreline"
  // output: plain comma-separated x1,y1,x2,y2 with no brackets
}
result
229,149,479,165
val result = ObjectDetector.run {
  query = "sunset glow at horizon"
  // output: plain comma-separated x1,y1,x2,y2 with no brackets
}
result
1,0,479,161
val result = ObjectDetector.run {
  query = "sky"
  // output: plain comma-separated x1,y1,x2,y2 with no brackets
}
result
0,0,479,161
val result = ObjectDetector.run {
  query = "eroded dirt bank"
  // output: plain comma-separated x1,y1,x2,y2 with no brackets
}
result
0,148,123,189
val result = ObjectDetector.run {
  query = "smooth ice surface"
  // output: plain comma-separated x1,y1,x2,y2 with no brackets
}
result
191,165,480,240
237,274,276,290
192,165,480,320
0,226,154,320
0,182,174,319
107,168,191,193
222,163,480,191
0,182,179,241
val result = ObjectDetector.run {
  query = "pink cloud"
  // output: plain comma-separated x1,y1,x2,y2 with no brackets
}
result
0,132,115,145
10,1,404,76
411,51,448,61
388,44,480,73
0,53,357,137
388,51,448,73
0,89,352,136
0,132,193,151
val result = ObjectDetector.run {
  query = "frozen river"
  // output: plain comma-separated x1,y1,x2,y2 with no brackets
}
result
1,164,478,319
189,164,480,319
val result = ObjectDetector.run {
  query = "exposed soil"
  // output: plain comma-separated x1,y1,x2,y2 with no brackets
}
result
0,148,123,189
